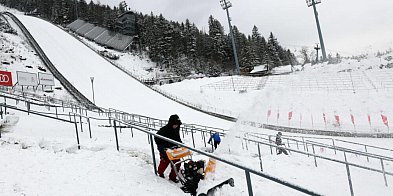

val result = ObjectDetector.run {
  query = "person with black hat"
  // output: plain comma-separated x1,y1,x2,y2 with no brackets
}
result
154,114,183,183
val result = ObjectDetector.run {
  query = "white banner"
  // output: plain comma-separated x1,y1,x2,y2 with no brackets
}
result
17,71,38,86
38,72,55,86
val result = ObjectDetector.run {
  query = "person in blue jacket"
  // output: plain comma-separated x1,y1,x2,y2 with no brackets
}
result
208,132,221,149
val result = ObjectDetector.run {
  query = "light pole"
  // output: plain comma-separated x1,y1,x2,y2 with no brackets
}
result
306,0,327,62
90,77,95,104
220,0,240,75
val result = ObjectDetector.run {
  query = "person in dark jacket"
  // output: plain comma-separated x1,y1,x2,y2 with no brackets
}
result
208,132,221,149
275,132,288,155
155,114,183,183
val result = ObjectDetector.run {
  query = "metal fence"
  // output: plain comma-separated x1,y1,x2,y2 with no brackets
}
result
0,94,320,196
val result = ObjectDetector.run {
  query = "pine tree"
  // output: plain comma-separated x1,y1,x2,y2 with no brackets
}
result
267,32,282,69
207,15,226,65
77,0,88,20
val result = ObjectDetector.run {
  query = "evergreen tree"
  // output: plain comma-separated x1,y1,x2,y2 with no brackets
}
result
267,32,282,69
207,15,226,65
77,0,88,20
0,0,298,75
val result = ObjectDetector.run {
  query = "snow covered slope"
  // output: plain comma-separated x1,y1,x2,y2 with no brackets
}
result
14,14,232,129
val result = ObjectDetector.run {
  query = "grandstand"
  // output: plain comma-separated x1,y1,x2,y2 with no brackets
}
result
199,69,393,94
265,70,393,93
66,19,133,51
200,76,268,92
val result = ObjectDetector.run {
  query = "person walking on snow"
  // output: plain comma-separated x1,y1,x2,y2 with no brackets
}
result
208,132,221,149
275,132,288,155
154,114,183,183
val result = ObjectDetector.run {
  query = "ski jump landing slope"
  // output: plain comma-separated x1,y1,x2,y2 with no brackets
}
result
15,14,232,129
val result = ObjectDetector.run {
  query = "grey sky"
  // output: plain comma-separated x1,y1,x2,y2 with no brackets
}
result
97,0,393,55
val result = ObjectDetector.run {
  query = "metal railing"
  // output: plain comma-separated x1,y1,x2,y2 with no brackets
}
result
242,132,393,195
0,96,320,196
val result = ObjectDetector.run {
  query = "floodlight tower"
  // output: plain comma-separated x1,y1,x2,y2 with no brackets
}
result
220,0,240,75
307,0,327,62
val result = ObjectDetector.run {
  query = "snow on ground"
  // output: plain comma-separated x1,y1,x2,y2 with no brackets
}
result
1,6,393,196
0,13,72,101
1,102,393,196
0,111,184,196
157,55,393,133
12,13,232,130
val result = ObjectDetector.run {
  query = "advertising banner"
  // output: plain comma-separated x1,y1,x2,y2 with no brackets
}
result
38,72,55,86
0,70,13,86
17,71,38,86
381,114,389,127
288,111,293,121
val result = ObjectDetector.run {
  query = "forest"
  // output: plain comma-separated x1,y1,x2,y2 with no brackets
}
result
0,0,298,76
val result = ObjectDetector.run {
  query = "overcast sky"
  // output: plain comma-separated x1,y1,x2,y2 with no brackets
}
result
96,0,393,56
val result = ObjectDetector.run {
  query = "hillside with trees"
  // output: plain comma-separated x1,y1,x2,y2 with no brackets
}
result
0,0,298,76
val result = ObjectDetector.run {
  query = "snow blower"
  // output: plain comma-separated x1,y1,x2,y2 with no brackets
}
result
166,147,234,196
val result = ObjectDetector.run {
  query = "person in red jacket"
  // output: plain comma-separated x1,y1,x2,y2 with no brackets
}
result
154,114,183,183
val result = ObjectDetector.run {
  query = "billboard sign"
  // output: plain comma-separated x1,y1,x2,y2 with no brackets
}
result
38,72,55,86
17,71,38,86
0,70,13,86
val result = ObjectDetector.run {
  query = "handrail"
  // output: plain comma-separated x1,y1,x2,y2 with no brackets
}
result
3,93,391,195
0,97,320,195
114,118,321,196
247,131,393,155
244,136,393,177
335,138,393,153
246,132,393,163
305,140,393,162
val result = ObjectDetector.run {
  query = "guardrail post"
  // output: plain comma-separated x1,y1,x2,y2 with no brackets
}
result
73,114,80,150
344,152,354,196
202,131,207,147
304,138,309,157
258,143,263,171
296,140,299,150
26,102,30,115
245,170,254,196
380,159,388,187
113,120,119,151
4,97,7,115
332,139,337,155
130,127,134,138
88,117,92,139
191,129,195,148
245,137,249,151
364,145,369,162
150,134,157,175
269,136,273,155
79,115,83,132
312,144,317,167
55,107,58,118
